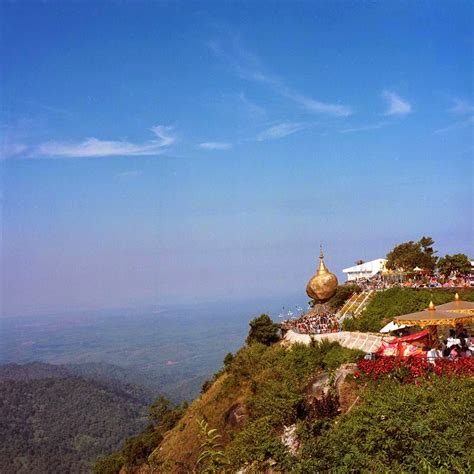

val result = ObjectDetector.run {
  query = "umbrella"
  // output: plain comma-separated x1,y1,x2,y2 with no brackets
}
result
394,299,474,328
379,321,409,333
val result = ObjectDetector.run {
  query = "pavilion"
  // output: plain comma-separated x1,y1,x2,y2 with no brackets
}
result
394,294,474,328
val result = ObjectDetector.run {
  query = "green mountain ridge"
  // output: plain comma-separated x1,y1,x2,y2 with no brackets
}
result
0,362,151,474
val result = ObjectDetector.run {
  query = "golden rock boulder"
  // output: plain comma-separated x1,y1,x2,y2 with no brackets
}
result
306,248,338,302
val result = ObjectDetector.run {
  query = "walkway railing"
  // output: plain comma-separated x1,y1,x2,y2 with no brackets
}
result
337,290,375,322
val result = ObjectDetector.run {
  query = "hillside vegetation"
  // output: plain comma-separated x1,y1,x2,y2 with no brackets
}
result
96,303,474,473
96,339,364,473
0,363,149,473
98,343,473,473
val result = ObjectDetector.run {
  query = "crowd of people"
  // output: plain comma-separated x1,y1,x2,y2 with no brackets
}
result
355,274,473,292
281,308,340,335
281,271,473,337
437,329,474,359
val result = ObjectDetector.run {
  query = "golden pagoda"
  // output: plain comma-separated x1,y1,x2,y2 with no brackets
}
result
306,246,338,302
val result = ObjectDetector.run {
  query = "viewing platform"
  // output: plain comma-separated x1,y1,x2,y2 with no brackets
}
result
283,329,388,353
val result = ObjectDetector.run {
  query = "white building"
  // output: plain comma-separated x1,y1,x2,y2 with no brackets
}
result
342,258,387,281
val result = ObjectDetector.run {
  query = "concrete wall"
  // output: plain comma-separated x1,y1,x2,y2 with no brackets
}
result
283,329,390,353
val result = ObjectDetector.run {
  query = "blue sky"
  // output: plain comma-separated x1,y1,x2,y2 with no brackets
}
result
1,1,473,316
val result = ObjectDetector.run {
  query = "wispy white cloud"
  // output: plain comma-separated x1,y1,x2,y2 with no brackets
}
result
281,89,352,117
448,99,474,115
0,118,39,159
340,121,389,133
115,170,142,180
0,140,29,159
382,91,412,116
238,92,266,117
433,115,474,135
35,125,175,158
209,38,352,117
198,142,233,150
256,122,307,141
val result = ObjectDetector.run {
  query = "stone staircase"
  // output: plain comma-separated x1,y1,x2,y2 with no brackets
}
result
337,290,375,322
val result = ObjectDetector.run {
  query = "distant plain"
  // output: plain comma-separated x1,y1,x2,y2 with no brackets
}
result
1,296,304,401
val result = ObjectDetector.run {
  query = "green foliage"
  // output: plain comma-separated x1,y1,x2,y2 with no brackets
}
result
322,344,364,370
327,284,361,311
226,417,291,470
0,371,148,474
148,395,187,432
386,236,437,271
343,288,474,332
294,377,474,472
121,427,163,467
196,419,229,473
437,253,472,276
93,452,124,474
246,314,280,346
222,340,362,469
229,343,270,379
94,395,187,471
223,352,234,369
201,379,213,394
200,355,235,396
148,395,172,425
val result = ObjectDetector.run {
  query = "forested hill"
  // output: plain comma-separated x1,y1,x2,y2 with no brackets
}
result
0,362,155,405
0,363,150,473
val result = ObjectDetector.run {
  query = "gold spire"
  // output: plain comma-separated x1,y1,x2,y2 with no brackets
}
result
454,292,460,301
306,245,338,302
318,245,329,274
428,300,436,311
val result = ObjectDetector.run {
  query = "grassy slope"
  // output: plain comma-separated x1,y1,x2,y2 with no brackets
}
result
138,341,363,473
148,373,251,471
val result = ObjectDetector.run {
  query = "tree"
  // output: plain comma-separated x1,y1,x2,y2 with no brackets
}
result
386,236,437,271
437,254,471,277
246,314,280,346
223,352,234,369
419,236,435,256
148,396,172,426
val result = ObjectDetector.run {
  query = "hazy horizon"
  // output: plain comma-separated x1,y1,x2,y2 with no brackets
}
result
2,2,473,317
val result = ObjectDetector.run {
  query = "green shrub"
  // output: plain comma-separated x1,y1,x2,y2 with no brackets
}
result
230,343,274,379
93,452,124,474
230,341,362,431
122,428,163,466
321,344,364,370
295,377,474,472
94,396,187,471
246,314,280,346
226,417,291,470
201,379,213,394
223,352,234,369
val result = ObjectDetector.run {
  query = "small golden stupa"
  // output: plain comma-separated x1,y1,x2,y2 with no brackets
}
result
306,246,338,303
